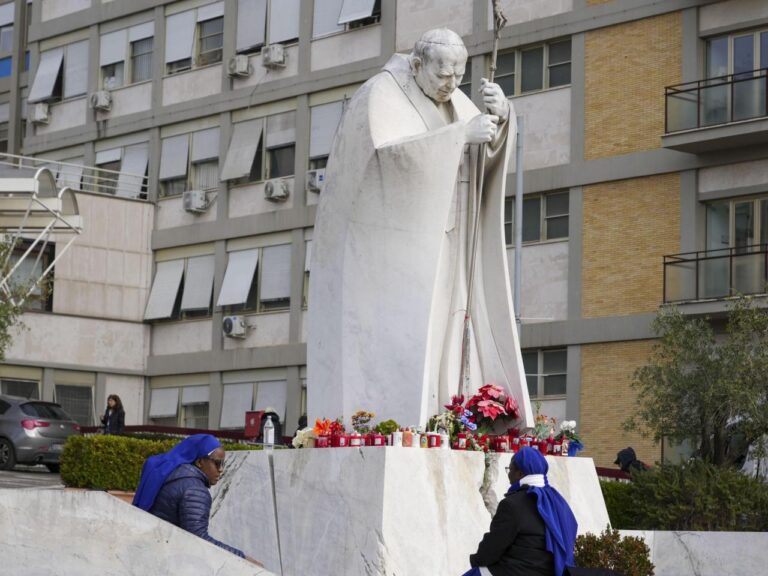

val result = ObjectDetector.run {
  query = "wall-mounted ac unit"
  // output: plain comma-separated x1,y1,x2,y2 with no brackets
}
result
31,102,49,124
261,44,286,68
89,90,112,111
264,178,291,202
223,315,247,338
305,168,326,194
227,54,251,77
182,189,208,213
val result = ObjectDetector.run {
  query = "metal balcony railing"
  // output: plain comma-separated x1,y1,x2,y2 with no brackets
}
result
665,68,768,133
664,244,768,303
0,153,149,199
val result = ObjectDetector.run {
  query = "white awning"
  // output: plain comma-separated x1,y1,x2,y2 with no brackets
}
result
95,147,121,165
191,127,220,163
217,249,259,307
149,387,180,418
236,0,267,52
220,383,253,428
28,48,64,103
197,1,224,22
180,255,215,311
312,0,345,38
309,101,343,159
159,134,190,181
260,244,291,301
0,102,9,123
165,10,196,63
220,119,263,181
304,240,312,272
64,40,89,99
116,143,149,198
0,3,15,27
265,111,296,148
338,0,376,25
129,21,155,43
254,380,287,423
182,385,210,405
269,0,300,44
144,260,185,320
100,29,127,67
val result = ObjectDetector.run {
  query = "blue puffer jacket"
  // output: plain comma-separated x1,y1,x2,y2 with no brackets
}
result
149,463,245,558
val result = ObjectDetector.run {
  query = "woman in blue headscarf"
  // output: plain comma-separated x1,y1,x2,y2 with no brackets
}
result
463,446,578,576
133,434,253,561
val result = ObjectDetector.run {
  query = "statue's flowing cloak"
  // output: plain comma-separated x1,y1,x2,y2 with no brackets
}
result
308,54,534,428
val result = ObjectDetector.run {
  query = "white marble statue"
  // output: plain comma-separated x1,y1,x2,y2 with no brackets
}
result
309,28,534,429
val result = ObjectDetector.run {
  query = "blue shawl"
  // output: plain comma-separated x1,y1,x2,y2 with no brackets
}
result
132,434,222,511
508,447,578,576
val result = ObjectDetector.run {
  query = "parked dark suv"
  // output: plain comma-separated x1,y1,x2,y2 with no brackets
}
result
0,395,80,472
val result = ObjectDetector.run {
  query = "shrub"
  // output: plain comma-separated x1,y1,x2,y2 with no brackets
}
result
574,528,654,576
629,460,768,531
60,434,261,491
600,481,635,528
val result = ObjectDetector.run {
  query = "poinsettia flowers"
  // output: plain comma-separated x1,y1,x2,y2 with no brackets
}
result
444,394,465,415
465,383,521,422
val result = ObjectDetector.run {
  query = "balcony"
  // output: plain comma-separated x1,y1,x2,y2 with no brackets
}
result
663,69,768,153
664,244,768,303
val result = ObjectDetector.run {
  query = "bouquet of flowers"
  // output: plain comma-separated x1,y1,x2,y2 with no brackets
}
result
351,410,375,434
313,417,344,437
556,419,584,455
533,413,557,441
465,383,521,434
292,427,315,448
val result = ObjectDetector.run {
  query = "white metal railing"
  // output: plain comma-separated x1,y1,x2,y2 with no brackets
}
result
0,153,149,200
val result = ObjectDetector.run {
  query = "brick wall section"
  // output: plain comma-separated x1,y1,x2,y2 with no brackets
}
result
582,173,680,318
584,12,682,159
580,340,661,468
587,0,613,5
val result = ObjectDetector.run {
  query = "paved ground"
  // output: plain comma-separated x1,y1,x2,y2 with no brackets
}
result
0,465,62,489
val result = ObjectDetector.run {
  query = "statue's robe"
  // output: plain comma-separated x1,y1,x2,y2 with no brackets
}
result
308,54,534,428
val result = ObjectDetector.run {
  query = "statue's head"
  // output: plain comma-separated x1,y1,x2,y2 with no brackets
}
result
410,28,468,103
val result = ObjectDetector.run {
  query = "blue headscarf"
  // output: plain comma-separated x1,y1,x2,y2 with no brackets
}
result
508,447,578,576
132,434,222,511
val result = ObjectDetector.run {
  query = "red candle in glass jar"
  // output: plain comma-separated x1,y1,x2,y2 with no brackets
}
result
457,432,467,450
427,433,441,448
315,435,330,448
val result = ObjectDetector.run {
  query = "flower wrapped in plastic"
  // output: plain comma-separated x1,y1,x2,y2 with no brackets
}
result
292,427,315,449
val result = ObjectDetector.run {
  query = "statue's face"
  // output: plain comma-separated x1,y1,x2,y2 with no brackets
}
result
413,45,467,103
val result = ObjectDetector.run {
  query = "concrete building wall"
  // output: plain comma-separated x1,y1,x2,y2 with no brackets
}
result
584,12,682,160
699,158,768,195
582,173,680,318
395,0,473,52
162,65,222,107
235,46,300,89
580,339,660,468
104,374,145,424
699,0,768,34
221,313,291,350
95,82,153,121
508,241,569,323
35,99,88,135
496,0,573,27
151,320,213,356
156,195,218,229
510,88,571,172
311,26,381,72
229,180,295,218
41,0,92,22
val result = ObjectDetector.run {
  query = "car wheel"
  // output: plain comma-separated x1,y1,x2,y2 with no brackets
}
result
0,438,16,470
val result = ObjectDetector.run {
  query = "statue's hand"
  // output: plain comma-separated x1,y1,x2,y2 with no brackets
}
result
480,78,509,120
465,114,499,144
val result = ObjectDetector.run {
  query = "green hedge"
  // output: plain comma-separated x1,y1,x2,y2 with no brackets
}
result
60,435,261,491
574,528,654,576
600,461,768,531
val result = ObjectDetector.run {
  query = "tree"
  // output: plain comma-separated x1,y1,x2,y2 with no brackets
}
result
0,236,26,361
626,296,768,467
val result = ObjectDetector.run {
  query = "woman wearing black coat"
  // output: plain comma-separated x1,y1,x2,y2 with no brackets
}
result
100,394,125,434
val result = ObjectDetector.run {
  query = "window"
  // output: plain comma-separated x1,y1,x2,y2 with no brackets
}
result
221,112,295,183
0,2,14,54
265,111,296,179
312,0,381,38
0,379,39,399
309,101,343,169
504,191,569,245
197,16,223,66
149,387,179,426
236,0,305,52
181,386,210,429
217,244,291,313
7,239,55,311
0,102,8,153
92,143,149,198
303,238,312,307
458,62,472,98
165,3,224,75
159,128,220,197
55,385,93,425
706,195,768,252
144,255,215,321
28,40,89,104
523,348,567,398
100,22,154,89
495,38,571,96
220,383,253,429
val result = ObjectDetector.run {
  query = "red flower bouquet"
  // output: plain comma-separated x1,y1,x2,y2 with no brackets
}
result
465,383,521,433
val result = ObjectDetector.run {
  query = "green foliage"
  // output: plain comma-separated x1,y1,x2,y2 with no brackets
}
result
374,419,400,436
600,481,635,529
574,528,654,576
60,434,262,491
628,460,768,531
0,236,26,361
627,297,768,466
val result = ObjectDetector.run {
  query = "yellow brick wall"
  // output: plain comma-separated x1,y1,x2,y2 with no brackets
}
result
587,0,613,5
580,340,661,468
584,12,682,159
582,173,680,318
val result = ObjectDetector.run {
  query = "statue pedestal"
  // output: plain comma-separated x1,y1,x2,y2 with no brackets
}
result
211,449,609,576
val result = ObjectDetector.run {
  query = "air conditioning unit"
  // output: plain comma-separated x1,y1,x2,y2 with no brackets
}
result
89,90,112,111
306,168,326,194
222,315,247,338
264,178,291,202
261,44,286,68
227,54,251,77
31,102,49,124
182,189,208,213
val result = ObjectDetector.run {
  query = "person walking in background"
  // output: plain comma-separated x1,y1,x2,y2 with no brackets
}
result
100,394,125,435
464,447,578,576
132,434,262,565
